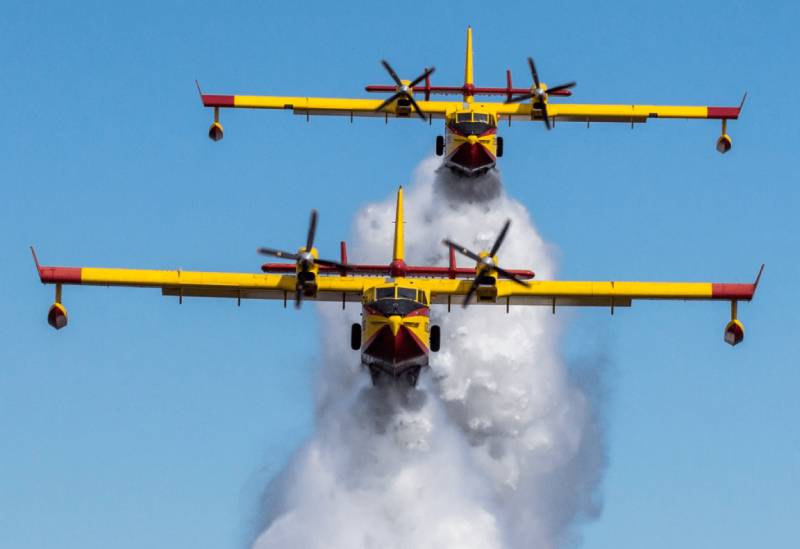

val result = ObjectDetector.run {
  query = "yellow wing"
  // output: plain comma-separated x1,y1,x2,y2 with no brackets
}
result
35,261,376,304
201,92,459,119
486,100,743,124
424,276,759,307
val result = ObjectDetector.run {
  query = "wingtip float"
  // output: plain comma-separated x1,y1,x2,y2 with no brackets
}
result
33,188,760,387
198,27,744,176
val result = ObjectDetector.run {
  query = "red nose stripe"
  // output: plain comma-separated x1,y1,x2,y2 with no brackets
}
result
364,325,427,363
449,142,495,169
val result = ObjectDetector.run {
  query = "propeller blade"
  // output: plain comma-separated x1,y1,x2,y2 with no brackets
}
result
409,66,435,88
375,91,403,113
306,209,318,252
380,60,403,87
489,219,511,257
538,101,551,130
505,92,535,104
495,265,531,287
545,81,576,94
315,257,353,270
407,94,428,121
462,276,480,308
527,57,541,89
443,239,482,262
258,247,301,260
294,286,303,309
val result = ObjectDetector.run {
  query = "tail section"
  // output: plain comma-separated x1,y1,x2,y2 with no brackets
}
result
392,187,405,262
464,26,474,103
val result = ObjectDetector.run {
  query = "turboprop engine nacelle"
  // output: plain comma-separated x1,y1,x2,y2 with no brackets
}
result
47,302,68,330
716,134,732,154
724,318,744,346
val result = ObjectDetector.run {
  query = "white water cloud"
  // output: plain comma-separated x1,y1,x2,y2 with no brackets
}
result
253,158,607,549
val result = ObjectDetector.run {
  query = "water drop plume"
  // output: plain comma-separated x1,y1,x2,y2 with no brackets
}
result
252,158,607,549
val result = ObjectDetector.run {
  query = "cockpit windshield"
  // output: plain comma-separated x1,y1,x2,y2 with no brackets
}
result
397,288,416,300
376,287,395,300
454,112,494,136
368,286,427,316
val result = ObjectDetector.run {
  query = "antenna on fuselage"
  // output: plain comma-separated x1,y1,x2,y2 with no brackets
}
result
392,186,405,263
464,26,474,104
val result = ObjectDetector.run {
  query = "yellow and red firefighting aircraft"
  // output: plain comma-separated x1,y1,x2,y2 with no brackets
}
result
33,188,761,386
198,27,745,176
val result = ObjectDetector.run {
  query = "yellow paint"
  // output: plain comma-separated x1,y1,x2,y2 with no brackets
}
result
388,315,402,336
232,95,455,118
393,187,404,262
464,26,474,102
492,102,711,121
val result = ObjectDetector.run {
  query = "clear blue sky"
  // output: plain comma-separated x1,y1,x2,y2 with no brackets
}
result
1,1,798,548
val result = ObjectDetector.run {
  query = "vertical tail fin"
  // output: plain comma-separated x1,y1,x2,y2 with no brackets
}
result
464,26,474,103
392,186,405,262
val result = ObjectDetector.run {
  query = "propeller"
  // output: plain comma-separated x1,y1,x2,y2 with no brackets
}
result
257,210,350,308
442,219,530,308
375,60,435,121
505,57,575,130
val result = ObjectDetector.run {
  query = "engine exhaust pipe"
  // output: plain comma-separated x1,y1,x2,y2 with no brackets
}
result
47,302,68,330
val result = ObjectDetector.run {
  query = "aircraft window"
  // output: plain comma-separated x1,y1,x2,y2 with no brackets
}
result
397,288,417,301
376,287,395,300
455,121,492,136
419,292,428,305
457,113,472,122
473,113,489,123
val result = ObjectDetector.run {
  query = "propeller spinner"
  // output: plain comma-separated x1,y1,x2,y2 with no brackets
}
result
257,210,350,308
443,219,530,307
375,60,435,121
505,57,576,130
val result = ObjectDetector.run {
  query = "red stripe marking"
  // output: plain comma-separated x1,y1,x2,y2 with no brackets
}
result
364,85,572,97
707,107,740,119
712,283,755,300
404,307,430,318
364,325,427,363
261,263,297,273
38,266,82,284
202,94,235,107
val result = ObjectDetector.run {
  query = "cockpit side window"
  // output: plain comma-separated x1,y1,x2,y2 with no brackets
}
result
376,287,395,300
397,288,417,301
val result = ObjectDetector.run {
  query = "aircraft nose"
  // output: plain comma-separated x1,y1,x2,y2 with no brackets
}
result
388,315,402,336
467,135,479,145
